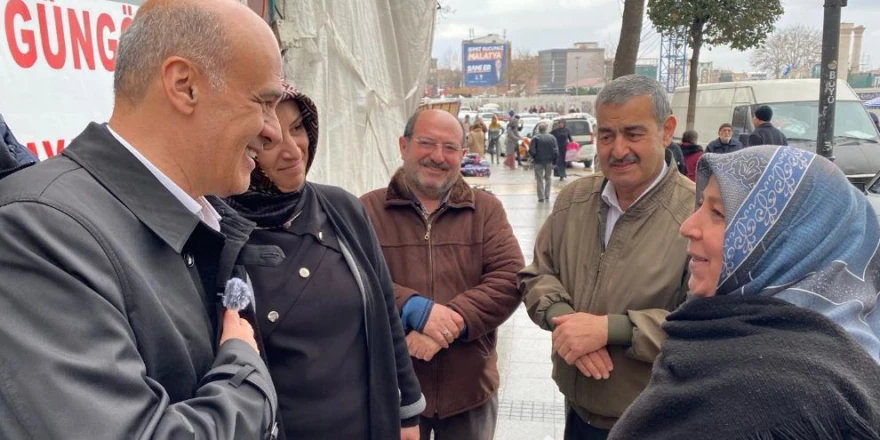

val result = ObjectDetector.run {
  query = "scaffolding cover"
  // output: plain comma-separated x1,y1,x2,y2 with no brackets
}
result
274,0,437,196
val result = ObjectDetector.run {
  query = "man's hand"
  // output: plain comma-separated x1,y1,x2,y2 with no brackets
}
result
220,309,259,354
406,331,443,362
551,313,608,366
401,425,419,440
423,304,465,348
574,348,614,380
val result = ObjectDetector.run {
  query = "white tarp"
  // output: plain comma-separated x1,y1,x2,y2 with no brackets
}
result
274,0,436,196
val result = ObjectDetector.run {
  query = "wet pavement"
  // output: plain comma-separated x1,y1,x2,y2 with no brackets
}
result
462,161,595,440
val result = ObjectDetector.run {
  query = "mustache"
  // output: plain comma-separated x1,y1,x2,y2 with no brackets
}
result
608,154,638,166
420,158,450,170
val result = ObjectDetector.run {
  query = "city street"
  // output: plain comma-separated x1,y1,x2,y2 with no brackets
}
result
463,163,593,440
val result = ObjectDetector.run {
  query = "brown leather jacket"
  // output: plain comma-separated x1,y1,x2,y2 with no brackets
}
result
360,170,524,418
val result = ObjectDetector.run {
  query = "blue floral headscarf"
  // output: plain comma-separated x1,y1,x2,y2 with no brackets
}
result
696,145,880,361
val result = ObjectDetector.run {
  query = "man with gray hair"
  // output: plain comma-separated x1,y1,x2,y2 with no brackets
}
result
519,75,695,439
0,0,284,438
528,121,559,202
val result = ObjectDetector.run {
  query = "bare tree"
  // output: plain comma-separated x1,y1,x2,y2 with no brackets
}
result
604,34,619,62
613,0,646,78
434,47,462,89
508,49,539,94
439,46,461,71
436,1,455,19
751,25,822,79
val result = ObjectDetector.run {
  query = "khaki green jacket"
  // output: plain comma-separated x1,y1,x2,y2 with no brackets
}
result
518,167,695,429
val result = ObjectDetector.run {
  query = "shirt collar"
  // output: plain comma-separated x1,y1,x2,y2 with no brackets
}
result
601,161,669,211
106,125,221,231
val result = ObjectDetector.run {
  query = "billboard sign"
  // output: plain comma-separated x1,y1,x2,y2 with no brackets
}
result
463,43,507,87
1,0,139,160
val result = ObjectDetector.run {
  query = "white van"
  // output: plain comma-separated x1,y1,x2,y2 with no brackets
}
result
671,79,880,188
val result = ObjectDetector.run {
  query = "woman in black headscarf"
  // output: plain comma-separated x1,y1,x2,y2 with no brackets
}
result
226,81,424,440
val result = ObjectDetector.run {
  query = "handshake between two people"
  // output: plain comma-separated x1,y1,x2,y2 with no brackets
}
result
406,304,465,362
551,313,614,380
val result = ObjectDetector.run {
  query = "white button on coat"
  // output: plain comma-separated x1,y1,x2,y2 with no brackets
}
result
267,311,279,322
299,268,310,278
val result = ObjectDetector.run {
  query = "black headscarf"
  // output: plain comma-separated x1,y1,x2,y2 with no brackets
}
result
226,80,319,228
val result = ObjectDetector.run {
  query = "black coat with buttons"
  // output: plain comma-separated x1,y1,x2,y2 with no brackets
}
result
0,123,278,439
243,182,425,440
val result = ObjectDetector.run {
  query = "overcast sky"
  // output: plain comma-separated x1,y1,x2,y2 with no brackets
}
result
432,0,880,73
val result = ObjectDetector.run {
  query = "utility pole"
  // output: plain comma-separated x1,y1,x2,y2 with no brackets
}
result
817,0,847,160
575,56,581,96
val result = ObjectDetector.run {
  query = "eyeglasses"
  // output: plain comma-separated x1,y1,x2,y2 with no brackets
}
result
412,137,462,154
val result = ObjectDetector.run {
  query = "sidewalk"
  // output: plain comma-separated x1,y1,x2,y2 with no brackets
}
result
463,162,592,440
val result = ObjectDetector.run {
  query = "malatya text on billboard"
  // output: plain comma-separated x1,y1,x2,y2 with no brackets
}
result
462,43,507,88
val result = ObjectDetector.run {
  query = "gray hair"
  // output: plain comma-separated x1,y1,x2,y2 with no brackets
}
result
537,122,549,133
403,111,466,148
114,3,229,104
596,75,671,127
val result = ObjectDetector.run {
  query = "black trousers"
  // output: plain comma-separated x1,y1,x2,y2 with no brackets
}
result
564,409,610,440
419,396,498,440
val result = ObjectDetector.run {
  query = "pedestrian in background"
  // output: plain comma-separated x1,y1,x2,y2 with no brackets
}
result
529,122,558,202
609,145,880,440
519,75,694,439
487,116,503,164
505,116,522,169
705,123,743,154
551,119,573,181
748,105,788,147
226,80,424,440
466,117,486,156
361,109,524,440
680,129,703,182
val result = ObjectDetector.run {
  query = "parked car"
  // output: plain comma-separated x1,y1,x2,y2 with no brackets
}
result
458,111,478,123
866,171,880,222
671,79,880,188
520,118,543,139
517,113,541,121
525,119,555,138
556,113,596,169
480,112,499,122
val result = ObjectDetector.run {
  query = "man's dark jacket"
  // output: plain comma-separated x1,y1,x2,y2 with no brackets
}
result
529,133,559,165
0,123,278,438
748,122,788,147
666,141,688,175
705,137,744,154
0,113,36,179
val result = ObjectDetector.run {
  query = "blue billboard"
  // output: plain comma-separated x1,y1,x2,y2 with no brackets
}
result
463,43,508,87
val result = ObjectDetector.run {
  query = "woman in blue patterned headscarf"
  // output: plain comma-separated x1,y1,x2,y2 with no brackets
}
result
687,144,880,357
609,145,880,440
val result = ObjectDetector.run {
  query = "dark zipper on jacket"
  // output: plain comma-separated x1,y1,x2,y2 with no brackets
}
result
421,205,446,416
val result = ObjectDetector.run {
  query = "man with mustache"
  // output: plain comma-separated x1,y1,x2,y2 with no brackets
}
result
360,109,524,440
519,75,695,439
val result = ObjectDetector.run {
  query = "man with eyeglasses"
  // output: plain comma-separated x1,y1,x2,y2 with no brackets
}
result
360,109,524,440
